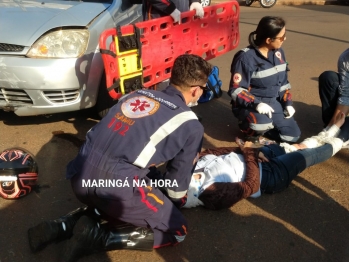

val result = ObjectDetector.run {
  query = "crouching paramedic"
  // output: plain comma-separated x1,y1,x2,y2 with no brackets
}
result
228,16,301,143
27,54,211,261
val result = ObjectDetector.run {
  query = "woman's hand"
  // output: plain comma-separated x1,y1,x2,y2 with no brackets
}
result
235,137,262,149
258,151,269,162
236,137,269,162
236,137,246,149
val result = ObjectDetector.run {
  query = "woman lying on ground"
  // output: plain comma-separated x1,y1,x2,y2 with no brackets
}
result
183,113,349,210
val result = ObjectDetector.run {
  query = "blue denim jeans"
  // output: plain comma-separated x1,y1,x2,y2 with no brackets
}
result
259,143,333,193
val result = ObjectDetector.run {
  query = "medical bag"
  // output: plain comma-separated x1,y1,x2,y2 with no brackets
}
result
198,66,223,103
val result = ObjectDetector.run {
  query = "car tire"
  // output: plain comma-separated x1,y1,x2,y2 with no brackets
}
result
96,73,118,118
201,0,211,7
245,0,254,6
260,0,277,8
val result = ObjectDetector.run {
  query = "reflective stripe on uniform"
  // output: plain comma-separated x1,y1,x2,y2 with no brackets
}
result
166,188,187,199
251,64,287,79
133,111,198,168
249,122,274,131
175,235,186,242
231,87,246,102
279,83,291,92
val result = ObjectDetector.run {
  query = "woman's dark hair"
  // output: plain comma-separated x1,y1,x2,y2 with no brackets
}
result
248,16,286,48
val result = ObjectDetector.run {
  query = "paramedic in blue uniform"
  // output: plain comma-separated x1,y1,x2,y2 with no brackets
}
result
142,0,204,23
228,16,301,143
28,54,211,261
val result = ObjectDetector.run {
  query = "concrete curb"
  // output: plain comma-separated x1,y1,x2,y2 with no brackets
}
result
212,0,342,6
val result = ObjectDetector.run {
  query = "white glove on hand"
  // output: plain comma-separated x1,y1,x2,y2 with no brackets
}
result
170,9,181,24
284,105,296,118
183,187,204,208
189,2,204,18
256,103,274,118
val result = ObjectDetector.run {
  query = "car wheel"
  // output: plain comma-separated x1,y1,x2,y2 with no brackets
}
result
201,0,211,7
96,72,118,118
245,0,254,6
260,0,277,7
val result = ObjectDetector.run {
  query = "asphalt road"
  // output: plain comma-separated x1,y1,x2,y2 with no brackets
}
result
1,4,349,262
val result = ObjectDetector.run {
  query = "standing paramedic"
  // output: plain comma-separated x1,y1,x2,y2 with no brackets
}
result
228,16,301,143
141,0,205,92
27,54,212,261
142,0,204,23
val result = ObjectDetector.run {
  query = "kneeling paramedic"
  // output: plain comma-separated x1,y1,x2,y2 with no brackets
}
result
27,54,212,261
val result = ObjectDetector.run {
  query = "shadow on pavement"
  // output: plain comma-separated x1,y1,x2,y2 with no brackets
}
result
0,108,112,262
1,93,348,261
154,173,349,262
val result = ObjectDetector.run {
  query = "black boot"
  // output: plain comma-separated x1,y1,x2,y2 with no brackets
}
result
28,206,95,253
63,216,154,262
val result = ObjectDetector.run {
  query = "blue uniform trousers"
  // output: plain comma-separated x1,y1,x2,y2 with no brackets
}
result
70,162,187,248
233,97,301,142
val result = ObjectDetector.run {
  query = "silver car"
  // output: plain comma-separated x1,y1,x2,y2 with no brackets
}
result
0,0,142,117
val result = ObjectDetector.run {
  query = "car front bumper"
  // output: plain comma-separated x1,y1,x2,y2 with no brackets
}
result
0,55,98,116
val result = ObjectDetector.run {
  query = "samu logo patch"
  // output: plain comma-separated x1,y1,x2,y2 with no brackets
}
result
121,96,160,118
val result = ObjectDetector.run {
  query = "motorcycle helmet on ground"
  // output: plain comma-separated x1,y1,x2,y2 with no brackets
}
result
0,148,38,199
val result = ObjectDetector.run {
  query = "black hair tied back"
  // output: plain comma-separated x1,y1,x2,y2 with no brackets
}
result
248,31,258,48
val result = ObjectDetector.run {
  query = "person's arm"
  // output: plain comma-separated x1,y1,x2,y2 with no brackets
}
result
278,87,292,108
199,147,241,157
147,0,177,16
327,53,349,127
163,129,204,208
189,0,201,4
199,147,260,210
276,50,295,117
228,53,262,109
278,84,295,119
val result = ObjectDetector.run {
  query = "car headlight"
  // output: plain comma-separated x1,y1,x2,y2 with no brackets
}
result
27,29,89,58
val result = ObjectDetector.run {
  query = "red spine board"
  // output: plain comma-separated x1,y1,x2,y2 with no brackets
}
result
99,1,240,99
